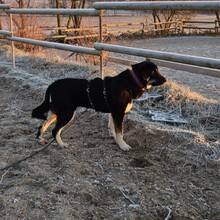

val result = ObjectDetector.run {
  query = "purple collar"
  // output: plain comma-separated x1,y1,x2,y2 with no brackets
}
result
130,69,145,90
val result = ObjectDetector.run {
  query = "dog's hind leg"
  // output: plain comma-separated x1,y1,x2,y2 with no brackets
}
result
37,111,57,143
112,114,131,151
52,111,75,148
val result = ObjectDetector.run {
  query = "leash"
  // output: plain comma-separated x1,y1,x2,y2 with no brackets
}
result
0,108,88,172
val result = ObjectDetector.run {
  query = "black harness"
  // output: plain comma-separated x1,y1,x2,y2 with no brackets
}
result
86,79,110,111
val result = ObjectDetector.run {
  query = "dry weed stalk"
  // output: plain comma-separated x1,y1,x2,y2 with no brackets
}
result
0,168,10,184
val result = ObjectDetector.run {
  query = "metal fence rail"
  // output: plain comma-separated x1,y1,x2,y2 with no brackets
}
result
94,43,220,70
0,30,11,36
0,1,220,78
4,8,99,16
0,4,10,9
93,1,220,11
8,36,100,56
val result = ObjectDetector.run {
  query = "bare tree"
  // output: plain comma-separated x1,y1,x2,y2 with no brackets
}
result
66,0,86,28
2,0,44,51
54,0,85,37
149,0,194,34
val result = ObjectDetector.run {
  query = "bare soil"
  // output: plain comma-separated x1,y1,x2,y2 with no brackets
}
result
0,37,220,220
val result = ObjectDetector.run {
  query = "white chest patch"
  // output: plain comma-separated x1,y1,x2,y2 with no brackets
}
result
125,101,133,113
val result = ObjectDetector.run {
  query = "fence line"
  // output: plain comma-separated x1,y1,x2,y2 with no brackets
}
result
94,43,220,70
8,36,100,56
0,1,220,78
48,21,182,41
108,57,220,79
93,1,220,11
183,20,220,34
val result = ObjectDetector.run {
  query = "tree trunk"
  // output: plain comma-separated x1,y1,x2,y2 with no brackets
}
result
19,0,26,37
56,0,62,35
0,17,2,30
152,10,158,34
215,11,220,26
66,0,85,28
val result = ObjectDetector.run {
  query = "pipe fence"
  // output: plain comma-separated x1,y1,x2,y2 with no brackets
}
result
93,1,220,11
94,43,220,70
0,1,220,78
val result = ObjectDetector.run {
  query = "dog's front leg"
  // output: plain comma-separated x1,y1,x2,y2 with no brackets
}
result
112,114,131,151
108,114,116,139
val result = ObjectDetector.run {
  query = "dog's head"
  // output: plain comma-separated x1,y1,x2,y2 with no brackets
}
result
131,60,166,89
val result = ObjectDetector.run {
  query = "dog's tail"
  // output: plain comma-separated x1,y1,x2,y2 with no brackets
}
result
32,86,51,120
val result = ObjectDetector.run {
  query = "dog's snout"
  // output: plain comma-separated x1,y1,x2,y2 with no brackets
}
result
150,70,166,86
159,74,166,85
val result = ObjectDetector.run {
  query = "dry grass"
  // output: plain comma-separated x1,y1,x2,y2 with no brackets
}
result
150,81,220,141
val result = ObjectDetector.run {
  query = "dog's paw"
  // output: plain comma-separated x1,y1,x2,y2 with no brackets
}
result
37,137,45,145
60,142,69,148
120,144,131,151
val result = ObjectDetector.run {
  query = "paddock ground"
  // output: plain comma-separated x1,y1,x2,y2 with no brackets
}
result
0,36,220,220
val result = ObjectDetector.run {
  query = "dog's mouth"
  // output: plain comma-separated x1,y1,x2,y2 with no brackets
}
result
147,76,166,87
146,84,152,90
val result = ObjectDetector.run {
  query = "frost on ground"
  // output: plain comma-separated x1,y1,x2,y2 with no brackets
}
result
0,37,220,220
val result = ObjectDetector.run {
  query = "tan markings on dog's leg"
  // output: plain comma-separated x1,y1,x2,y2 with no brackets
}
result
38,113,57,142
70,112,76,123
55,112,75,148
115,132,131,151
108,114,116,138
55,127,69,148
42,113,57,133
125,101,133,114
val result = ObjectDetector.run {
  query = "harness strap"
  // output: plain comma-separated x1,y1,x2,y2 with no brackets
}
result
86,80,95,109
86,79,110,111
103,79,111,111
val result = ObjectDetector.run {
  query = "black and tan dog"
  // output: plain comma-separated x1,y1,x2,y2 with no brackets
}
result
32,60,166,151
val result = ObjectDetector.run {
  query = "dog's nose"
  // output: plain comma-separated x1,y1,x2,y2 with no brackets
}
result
161,76,166,84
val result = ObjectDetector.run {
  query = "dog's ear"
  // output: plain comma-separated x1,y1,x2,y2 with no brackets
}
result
132,60,155,80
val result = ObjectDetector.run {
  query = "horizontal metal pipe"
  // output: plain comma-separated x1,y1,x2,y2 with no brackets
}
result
94,43,220,70
0,30,11,36
4,8,99,16
108,56,220,78
0,4,10,9
7,36,100,56
93,1,220,11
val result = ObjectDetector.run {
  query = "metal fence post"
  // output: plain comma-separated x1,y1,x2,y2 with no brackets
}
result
99,9,104,79
9,7,15,68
